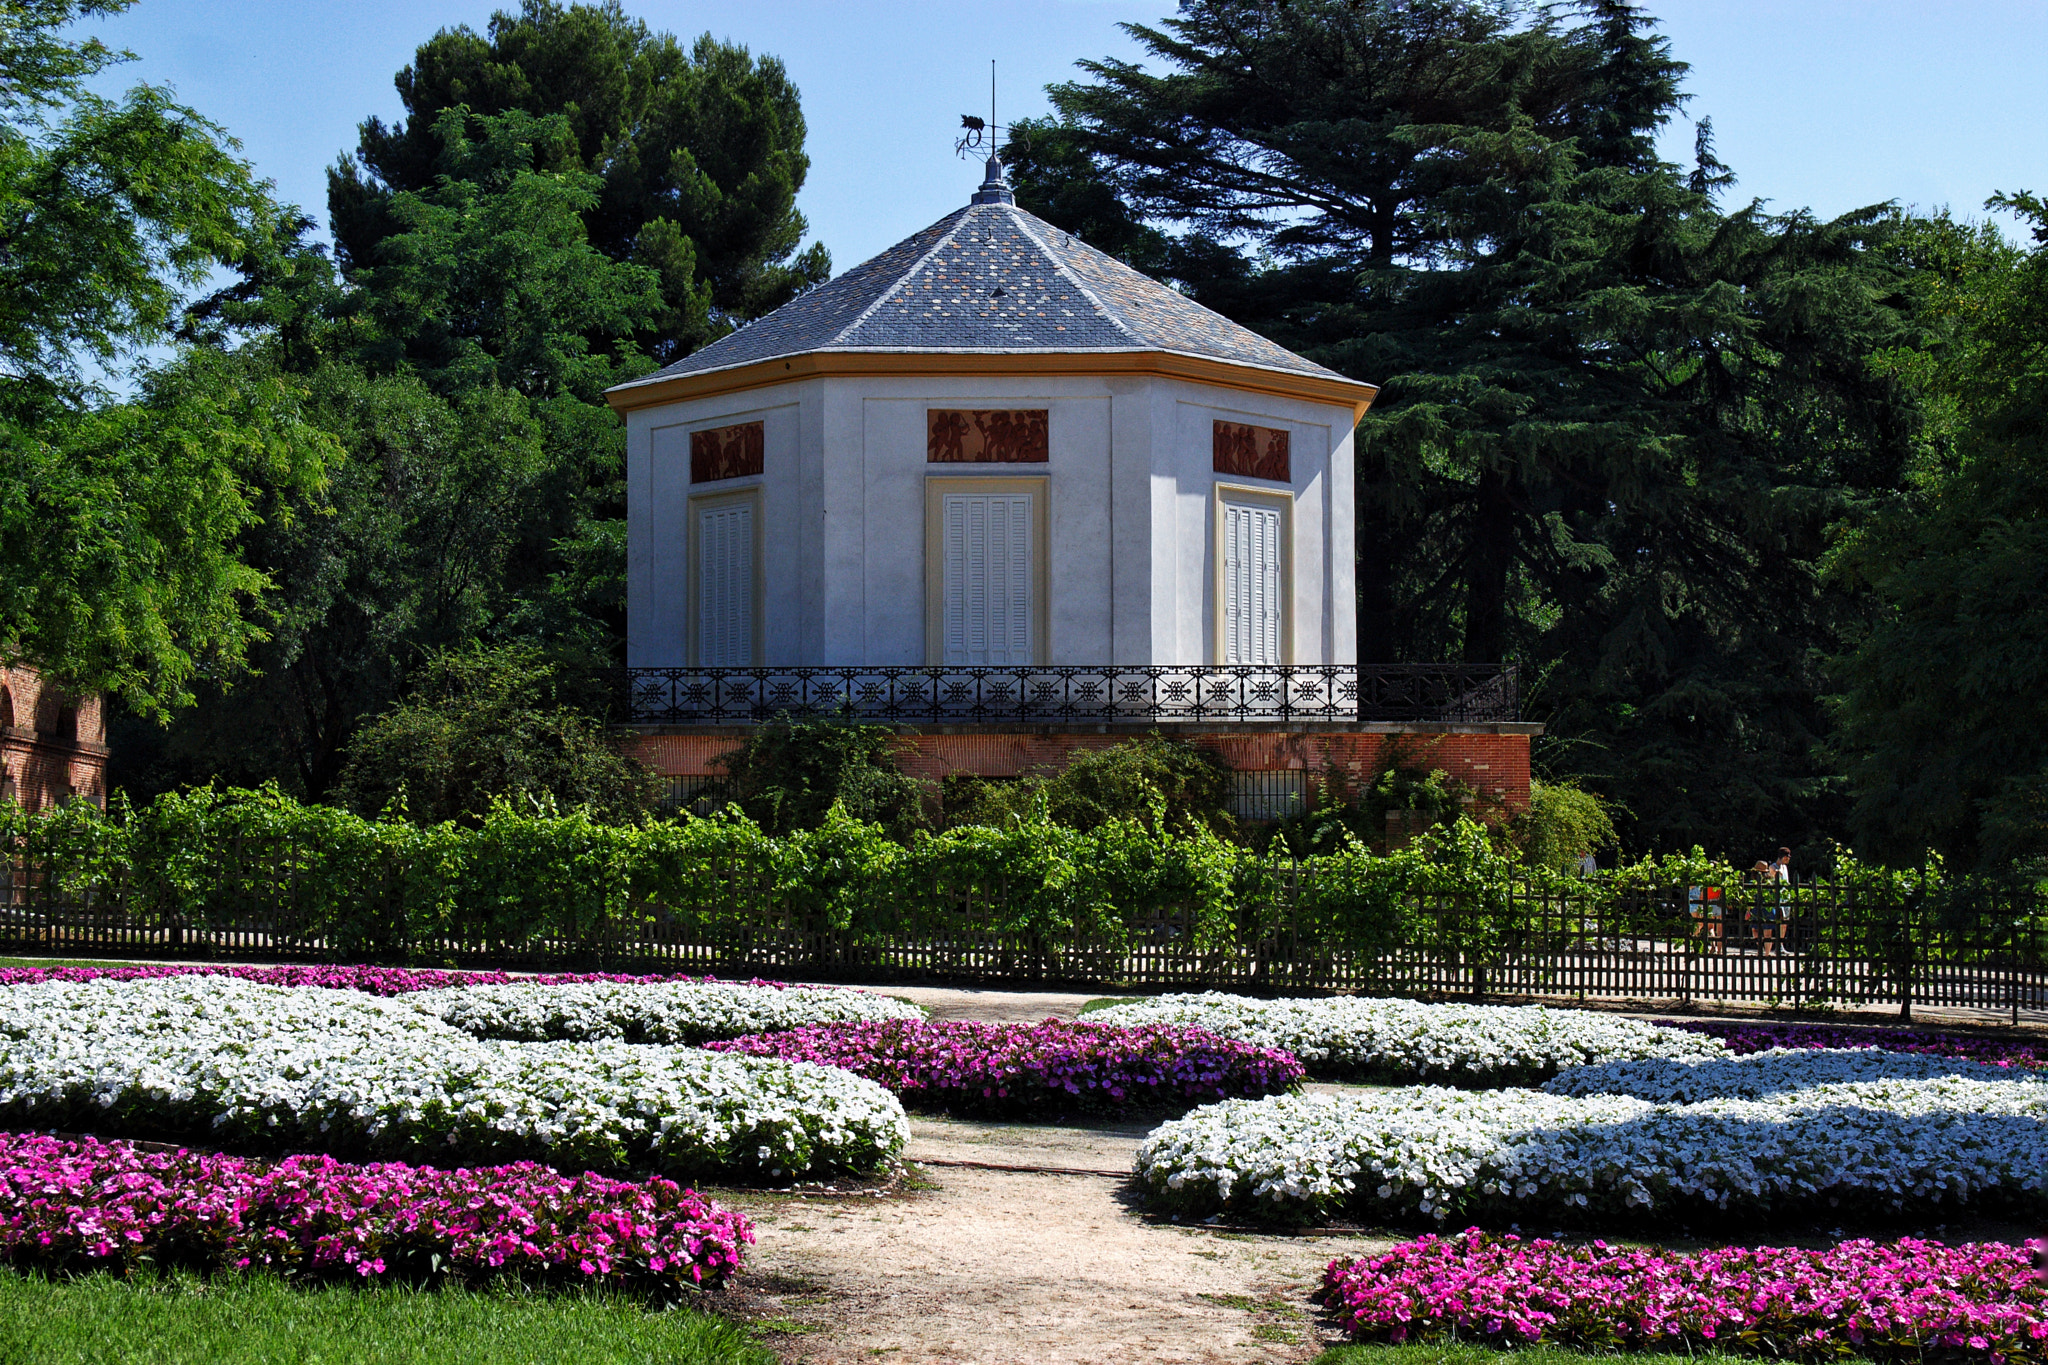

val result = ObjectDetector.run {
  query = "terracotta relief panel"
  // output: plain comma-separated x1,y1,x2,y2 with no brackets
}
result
927,409,1049,464
1213,420,1291,482
689,420,764,483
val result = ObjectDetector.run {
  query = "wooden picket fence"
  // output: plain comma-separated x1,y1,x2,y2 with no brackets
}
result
5,848,2045,1020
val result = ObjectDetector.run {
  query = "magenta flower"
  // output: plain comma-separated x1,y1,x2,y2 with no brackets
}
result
0,964,801,995
0,1130,752,1291
706,1019,1302,1117
1322,1230,2048,1361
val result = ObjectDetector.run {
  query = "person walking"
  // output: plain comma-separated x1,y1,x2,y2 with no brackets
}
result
1688,883,1725,954
1748,859,1783,956
1773,847,1794,953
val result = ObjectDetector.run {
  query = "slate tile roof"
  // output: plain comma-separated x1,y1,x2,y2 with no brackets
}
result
612,201,1347,392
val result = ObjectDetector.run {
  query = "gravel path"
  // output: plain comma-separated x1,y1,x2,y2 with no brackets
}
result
724,1113,1389,1364
711,985,1394,1363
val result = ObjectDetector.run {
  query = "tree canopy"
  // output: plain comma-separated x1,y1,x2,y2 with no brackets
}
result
328,0,828,364
1009,0,1926,859
116,2,829,808
1828,195,2048,871
0,0,331,715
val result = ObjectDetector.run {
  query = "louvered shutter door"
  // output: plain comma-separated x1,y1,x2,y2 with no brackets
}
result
942,492,1033,665
1223,501,1284,664
696,503,753,666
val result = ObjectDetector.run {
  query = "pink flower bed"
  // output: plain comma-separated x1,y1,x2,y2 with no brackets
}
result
705,1018,1302,1116
1322,1230,2048,1361
0,1130,752,1290
0,963,792,995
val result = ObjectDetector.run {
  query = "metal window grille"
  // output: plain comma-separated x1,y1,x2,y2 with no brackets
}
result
1228,771,1309,822
657,775,720,816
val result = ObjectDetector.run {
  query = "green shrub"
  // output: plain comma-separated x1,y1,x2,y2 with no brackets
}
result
1271,748,1478,856
699,715,929,839
0,787,2011,975
945,733,1235,838
332,645,658,826
1510,778,1619,871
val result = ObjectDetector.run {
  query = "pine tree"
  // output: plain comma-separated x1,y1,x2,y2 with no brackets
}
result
328,0,827,364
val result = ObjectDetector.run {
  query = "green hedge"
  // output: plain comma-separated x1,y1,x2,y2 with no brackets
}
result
0,787,2038,971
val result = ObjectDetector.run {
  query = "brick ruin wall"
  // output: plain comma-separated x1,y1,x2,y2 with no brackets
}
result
0,667,108,812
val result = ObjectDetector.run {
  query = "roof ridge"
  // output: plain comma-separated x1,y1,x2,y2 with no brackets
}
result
1003,208,1146,347
829,205,975,345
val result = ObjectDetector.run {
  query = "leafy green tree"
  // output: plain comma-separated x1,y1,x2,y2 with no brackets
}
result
331,642,657,825
108,337,616,799
1,353,334,718
1510,778,1619,872
120,6,835,797
1013,0,1926,857
0,0,331,714
328,0,827,363
1829,194,2048,870
353,108,664,403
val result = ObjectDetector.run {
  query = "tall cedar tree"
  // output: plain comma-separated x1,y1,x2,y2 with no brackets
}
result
328,0,828,364
1009,0,1922,857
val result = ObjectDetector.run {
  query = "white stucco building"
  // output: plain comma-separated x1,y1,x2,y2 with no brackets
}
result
606,159,1534,816
607,159,1377,673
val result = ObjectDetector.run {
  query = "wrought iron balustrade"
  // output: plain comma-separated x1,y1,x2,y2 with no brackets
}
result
616,663,1518,725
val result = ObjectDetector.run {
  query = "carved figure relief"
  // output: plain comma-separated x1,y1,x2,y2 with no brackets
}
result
1213,420,1291,482
689,421,765,483
927,409,1049,463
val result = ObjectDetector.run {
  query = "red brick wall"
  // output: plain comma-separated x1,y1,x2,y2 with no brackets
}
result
623,725,1534,812
0,666,108,811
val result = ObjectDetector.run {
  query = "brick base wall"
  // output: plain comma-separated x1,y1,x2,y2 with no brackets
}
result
623,722,1538,812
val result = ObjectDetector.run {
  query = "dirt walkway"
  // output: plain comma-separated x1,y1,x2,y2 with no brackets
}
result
722,1113,1390,1364
711,985,1391,1363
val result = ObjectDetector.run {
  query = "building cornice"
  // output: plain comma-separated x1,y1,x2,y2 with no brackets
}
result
605,349,1379,423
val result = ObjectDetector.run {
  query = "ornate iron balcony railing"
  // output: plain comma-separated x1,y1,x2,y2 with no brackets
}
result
617,664,1518,726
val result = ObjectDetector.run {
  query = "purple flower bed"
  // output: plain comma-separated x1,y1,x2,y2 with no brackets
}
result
0,963,795,995
705,1019,1303,1117
0,1130,752,1290
1323,1230,2048,1361
1659,1018,2048,1069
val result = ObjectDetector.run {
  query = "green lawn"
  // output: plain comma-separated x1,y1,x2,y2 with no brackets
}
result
0,1269,772,1365
0,956,140,970
1077,996,1154,1015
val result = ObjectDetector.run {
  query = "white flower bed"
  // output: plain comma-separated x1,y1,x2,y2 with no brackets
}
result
1545,1047,2028,1103
1133,1073,2048,1225
413,980,925,1044
0,978,906,1179
1089,993,1722,1084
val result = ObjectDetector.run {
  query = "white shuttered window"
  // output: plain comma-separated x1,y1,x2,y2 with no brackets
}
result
941,491,1033,665
695,501,754,666
1222,499,1285,664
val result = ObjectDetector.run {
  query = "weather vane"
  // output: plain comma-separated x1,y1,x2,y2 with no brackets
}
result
955,60,1026,160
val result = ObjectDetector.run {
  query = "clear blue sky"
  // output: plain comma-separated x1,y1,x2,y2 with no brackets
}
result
81,0,2048,275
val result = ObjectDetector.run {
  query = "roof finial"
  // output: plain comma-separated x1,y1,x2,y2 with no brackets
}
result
957,59,1016,206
